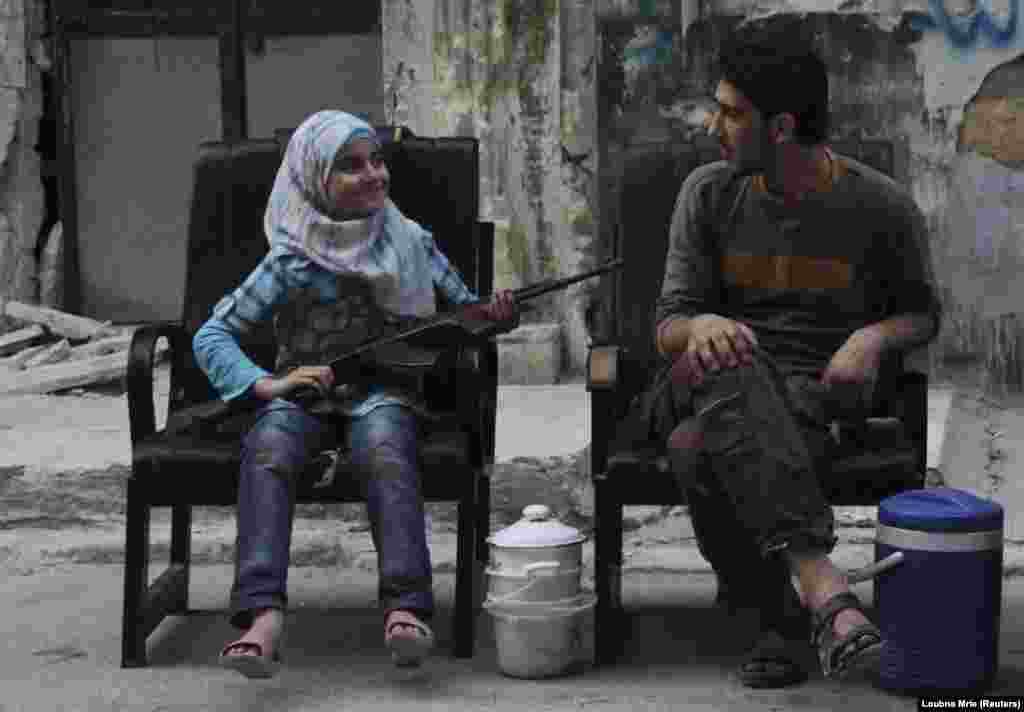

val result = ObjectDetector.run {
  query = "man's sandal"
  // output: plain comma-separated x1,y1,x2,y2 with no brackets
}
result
219,640,282,679
737,629,809,688
385,610,435,668
811,591,884,679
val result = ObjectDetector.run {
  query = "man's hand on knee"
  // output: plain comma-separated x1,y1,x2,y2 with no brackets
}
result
665,314,758,388
821,327,884,411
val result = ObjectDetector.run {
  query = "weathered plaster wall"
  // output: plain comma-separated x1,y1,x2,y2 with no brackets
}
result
597,0,1024,392
382,0,600,376
903,2,1024,393
0,0,47,331
597,0,1024,503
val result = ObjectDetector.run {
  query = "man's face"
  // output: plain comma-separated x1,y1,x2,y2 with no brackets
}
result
325,136,389,218
705,79,771,175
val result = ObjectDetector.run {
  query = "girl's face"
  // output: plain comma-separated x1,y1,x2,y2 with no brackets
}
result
325,136,389,218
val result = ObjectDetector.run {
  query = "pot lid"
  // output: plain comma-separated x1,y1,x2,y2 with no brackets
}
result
487,505,586,548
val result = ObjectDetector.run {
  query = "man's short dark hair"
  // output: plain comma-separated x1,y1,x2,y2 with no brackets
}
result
718,39,830,145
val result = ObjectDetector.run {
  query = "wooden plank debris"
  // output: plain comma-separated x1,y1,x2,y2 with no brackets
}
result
1,299,117,341
0,326,171,394
0,351,130,395
0,342,53,370
0,325,47,357
69,332,135,360
21,339,71,369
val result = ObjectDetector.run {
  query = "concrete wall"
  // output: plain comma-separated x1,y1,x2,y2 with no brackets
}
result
383,0,1023,385
382,0,601,377
0,0,47,331
595,0,1024,388
596,0,1024,501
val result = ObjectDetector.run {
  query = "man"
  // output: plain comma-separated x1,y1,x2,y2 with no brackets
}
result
651,39,941,686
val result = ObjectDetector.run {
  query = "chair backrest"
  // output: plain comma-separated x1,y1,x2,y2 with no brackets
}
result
611,138,897,386
179,132,485,403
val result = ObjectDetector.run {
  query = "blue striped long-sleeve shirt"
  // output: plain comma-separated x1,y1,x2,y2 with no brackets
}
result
193,235,479,416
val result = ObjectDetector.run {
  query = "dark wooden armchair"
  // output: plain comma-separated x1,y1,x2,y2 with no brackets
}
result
122,128,496,667
585,138,929,665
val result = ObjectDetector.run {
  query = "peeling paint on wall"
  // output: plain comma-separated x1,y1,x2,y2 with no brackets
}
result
961,96,1024,163
959,54,1024,166
387,0,600,375
905,0,1024,129
0,0,45,331
595,7,1024,393
948,152,1024,267
909,0,1019,50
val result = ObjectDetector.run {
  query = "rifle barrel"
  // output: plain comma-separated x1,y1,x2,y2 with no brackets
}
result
325,257,625,374
512,258,624,303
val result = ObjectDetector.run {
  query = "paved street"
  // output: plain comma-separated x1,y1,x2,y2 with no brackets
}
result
2,376,1023,709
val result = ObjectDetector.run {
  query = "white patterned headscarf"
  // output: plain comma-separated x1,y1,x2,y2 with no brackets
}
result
264,110,436,317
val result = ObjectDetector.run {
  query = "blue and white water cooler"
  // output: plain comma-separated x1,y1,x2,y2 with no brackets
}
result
874,487,1004,694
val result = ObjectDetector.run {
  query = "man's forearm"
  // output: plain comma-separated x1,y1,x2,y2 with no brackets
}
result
861,312,937,354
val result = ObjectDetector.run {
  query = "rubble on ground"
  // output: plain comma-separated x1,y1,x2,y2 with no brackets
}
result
0,300,165,395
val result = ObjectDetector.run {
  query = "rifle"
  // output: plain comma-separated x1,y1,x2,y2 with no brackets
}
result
288,257,625,406
176,258,623,431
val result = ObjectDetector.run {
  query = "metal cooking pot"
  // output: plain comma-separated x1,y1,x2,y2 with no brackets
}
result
486,564,583,603
486,504,586,577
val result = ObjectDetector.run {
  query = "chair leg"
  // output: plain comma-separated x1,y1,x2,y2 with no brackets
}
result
452,473,478,658
594,477,624,666
169,504,192,614
476,469,491,565
475,469,491,611
121,479,151,668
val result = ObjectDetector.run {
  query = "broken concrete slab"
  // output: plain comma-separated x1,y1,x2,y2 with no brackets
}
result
0,323,44,356
2,299,116,341
496,322,563,385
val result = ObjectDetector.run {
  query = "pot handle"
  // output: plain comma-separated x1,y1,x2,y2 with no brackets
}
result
484,594,597,615
522,561,561,576
847,551,904,584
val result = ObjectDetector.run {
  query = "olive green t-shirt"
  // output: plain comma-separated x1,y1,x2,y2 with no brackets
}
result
654,153,942,376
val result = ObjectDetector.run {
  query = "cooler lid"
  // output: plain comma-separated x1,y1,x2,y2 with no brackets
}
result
879,488,1003,533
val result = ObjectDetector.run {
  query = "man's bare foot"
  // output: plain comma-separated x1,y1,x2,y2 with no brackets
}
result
787,554,871,639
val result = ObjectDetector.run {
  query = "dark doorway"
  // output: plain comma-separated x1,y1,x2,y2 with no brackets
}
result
51,0,382,321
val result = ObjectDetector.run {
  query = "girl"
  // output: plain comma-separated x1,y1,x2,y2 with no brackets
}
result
194,111,515,678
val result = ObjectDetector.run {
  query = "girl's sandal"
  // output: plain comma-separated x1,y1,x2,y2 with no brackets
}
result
385,610,435,668
219,640,282,679
219,611,285,679
811,591,884,680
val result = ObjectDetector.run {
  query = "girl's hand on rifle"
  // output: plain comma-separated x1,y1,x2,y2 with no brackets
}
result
252,365,335,401
462,289,519,326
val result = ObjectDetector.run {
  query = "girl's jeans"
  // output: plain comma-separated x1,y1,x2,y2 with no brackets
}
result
228,400,432,629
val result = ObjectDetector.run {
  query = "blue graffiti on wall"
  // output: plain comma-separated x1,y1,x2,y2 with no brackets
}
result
623,28,674,67
910,0,1019,49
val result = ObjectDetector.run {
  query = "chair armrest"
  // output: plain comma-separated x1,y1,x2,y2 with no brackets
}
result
126,321,191,445
460,342,499,463
895,369,928,476
836,368,928,475
586,344,633,479
587,345,622,391
418,343,496,470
